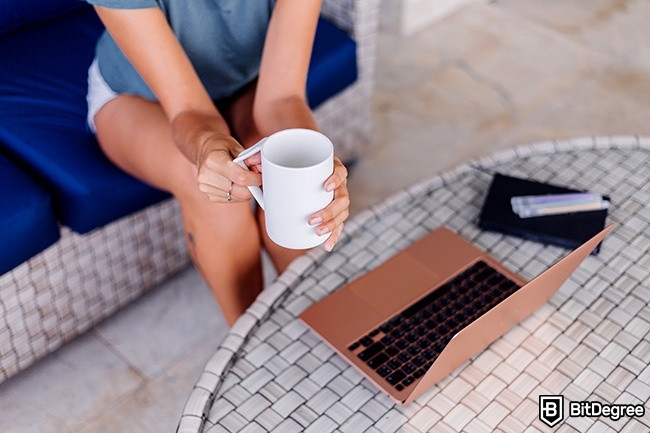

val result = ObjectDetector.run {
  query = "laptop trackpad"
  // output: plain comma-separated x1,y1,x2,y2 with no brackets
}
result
348,254,441,317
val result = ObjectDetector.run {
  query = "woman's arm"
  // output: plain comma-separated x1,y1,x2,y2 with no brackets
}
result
253,0,350,251
92,6,261,199
253,0,322,134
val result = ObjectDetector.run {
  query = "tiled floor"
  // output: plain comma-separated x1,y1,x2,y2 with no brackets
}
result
2,1,649,432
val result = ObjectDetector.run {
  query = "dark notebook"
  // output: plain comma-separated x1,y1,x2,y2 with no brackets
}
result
478,173,608,253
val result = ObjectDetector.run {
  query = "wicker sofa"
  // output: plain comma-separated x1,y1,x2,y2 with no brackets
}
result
0,0,380,383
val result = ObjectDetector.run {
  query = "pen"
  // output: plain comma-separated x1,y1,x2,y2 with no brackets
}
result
511,193,610,218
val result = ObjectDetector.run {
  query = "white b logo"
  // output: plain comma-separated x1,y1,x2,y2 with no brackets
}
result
539,395,564,427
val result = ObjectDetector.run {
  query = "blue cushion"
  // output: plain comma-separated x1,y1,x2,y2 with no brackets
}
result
0,153,60,275
307,17,358,109
0,0,87,35
0,7,169,234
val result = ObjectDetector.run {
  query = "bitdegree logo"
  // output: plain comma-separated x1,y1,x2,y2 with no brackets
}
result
539,395,564,428
569,401,645,421
539,395,646,428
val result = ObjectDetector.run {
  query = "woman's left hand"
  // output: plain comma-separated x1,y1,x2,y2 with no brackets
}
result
308,156,350,251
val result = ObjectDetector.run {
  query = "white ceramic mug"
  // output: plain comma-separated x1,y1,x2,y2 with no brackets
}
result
233,128,334,249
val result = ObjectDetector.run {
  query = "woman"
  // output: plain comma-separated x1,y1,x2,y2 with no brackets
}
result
86,0,350,325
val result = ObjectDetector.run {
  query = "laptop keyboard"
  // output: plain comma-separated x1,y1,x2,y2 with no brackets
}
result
347,260,521,392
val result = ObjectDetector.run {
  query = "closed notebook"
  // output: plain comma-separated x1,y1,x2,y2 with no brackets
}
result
477,173,608,253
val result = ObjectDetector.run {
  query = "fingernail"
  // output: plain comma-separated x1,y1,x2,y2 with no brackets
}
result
318,226,330,236
309,216,323,226
325,182,335,192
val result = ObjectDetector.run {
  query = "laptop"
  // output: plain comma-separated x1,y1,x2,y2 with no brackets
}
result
300,225,612,404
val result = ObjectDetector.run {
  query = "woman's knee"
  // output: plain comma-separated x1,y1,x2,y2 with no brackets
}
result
181,196,258,245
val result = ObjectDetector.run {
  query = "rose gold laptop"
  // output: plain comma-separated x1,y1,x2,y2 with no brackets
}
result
300,225,612,405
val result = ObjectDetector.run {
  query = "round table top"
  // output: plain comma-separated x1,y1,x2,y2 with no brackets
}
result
178,136,650,433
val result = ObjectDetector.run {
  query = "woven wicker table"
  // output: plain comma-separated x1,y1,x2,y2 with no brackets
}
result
177,136,650,433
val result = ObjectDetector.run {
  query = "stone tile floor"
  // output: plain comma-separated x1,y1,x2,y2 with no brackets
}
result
1,1,649,431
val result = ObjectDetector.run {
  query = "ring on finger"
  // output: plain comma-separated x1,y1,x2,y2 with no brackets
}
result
226,181,234,202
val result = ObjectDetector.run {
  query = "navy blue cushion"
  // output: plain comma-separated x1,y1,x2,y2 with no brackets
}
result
0,0,87,35
0,154,60,275
0,7,169,234
308,17,358,109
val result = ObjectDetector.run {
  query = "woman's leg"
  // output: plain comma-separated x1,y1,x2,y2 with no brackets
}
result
93,95,263,325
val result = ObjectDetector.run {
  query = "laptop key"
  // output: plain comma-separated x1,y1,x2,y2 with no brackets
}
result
396,339,409,350
386,346,400,357
359,336,374,347
358,342,384,361
387,359,402,369
413,356,426,367
377,365,392,377
367,352,389,368
402,363,416,374
386,370,406,385
398,352,412,363
423,349,436,360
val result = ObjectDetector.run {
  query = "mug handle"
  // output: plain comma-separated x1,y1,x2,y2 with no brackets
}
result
232,138,266,210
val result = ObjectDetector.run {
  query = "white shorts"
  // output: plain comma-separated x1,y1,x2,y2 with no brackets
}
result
86,59,118,133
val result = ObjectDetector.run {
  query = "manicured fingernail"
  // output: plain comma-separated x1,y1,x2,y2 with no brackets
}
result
318,226,330,236
309,216,323,226
325,182,335,192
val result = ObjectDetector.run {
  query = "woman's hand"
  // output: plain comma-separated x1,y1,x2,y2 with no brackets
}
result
308,156,350,252
195,133,262,204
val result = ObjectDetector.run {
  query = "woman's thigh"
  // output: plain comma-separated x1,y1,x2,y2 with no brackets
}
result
94,95,196,195
93,95,258,237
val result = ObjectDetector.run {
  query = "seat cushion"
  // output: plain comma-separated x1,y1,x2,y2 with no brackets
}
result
0,7,169,234
0,0,87,35
307,17,358,109
0,154,59,275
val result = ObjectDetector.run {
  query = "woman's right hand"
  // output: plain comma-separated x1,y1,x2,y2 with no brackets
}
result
195,133,262,204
